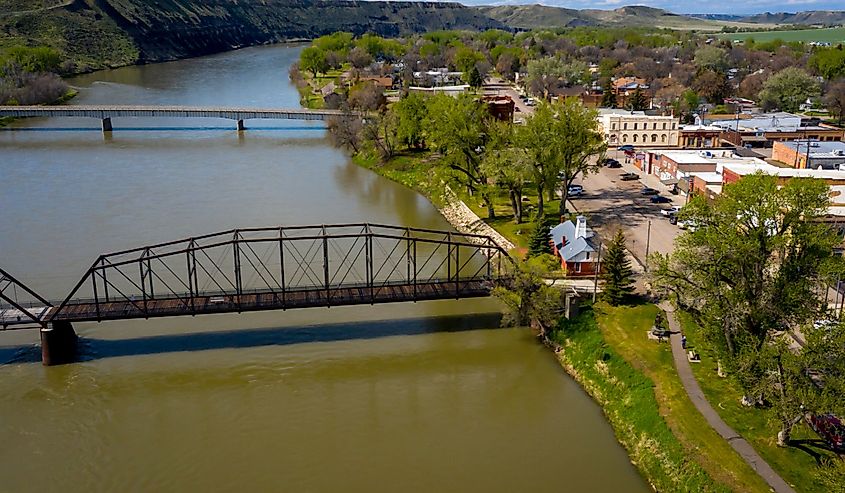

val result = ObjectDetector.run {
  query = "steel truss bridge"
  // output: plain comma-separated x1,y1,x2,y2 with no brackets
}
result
1,223,512,331
0,105,348,131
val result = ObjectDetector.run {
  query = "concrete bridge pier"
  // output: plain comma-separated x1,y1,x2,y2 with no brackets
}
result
236,119,245,131
40,321,78,366
101,117,113,132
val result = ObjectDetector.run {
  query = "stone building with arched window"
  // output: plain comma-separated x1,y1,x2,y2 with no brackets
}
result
596,108,679,148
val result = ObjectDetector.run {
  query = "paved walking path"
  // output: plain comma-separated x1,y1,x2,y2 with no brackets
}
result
661,304,797,493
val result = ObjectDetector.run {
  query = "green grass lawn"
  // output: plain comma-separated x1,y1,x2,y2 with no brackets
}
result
678,312,838,493
717,27,845,44
554,303,735,492
589,303,773,493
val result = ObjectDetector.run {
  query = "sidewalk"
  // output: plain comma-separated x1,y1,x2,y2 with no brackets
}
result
661,304,797,493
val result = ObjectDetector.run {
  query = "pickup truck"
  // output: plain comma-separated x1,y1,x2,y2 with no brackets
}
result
620,172,639,181
661,206,681,216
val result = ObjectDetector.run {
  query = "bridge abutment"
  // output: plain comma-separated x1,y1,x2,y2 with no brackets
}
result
40,321,78,366
101,117,113,132
236,119,245,131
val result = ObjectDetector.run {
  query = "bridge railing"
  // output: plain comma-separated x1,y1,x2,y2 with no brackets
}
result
47,223,511,322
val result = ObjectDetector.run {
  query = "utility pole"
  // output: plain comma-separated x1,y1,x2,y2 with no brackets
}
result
593,242,602,303
644,220,652,271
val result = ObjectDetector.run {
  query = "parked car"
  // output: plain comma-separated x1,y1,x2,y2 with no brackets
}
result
620,172,639,181
606,160,622,168
640,187,658,196
617,145,634,152
661,205,682,216
668,214,678,225
677,219,698,232
567,184,584,196
650,195,671,203
525,98,536,106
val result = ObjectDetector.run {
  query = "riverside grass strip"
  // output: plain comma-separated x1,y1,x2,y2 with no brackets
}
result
552,303,772,493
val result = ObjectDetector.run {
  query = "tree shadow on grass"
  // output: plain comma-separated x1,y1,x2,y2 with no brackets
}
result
789,438,840,464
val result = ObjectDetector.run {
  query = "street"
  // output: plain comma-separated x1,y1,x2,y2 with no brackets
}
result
567,150,685,268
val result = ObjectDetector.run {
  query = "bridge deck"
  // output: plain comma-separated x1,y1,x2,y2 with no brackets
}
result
0,105,345,121
2,280,489,327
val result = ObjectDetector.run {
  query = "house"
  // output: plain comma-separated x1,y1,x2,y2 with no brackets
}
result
549,216,600,276
483,95,515,122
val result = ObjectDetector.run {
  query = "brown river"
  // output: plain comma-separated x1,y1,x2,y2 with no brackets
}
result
0,44,648,492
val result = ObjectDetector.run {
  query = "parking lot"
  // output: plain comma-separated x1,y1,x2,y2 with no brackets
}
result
566,150,685,268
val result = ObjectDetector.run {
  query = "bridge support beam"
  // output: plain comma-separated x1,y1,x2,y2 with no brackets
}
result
236,119,245,131
101,117,113,132
40,321,78,366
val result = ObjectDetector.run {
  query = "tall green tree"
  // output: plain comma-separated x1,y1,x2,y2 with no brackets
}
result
600,78,616,108
824,78,845,125
426,94,496,218
600,230,634,306
628,85,648,111
517,102,560,217
479,121,531,223
393,92,428,149
527,216,554,258
466,66,483,89
493,259,563,328
758,67,821,112
300,46,328,78
553,98,607,215
652,174,845,405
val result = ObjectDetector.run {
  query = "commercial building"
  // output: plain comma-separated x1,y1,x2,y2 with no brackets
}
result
707,112,844,148
678,124,726,148
772,141,845,170
596,109,679,147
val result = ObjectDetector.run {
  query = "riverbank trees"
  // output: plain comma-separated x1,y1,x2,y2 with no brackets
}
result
0,45,71,106
652,173,845,445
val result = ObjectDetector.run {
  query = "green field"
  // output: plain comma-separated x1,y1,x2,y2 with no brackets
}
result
718,27,845,44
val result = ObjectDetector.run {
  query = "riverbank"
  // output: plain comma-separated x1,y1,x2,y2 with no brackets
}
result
0,88,77,127
550,303,773,493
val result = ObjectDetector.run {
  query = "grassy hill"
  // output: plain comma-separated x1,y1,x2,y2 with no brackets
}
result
477,4,766,31
739,10,845,26
717,26,845,44
0,0,505,72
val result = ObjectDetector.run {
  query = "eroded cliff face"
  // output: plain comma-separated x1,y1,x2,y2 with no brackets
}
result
93,0,505,63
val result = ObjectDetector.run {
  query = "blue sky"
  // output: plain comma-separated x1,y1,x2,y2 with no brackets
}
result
460,0,845,15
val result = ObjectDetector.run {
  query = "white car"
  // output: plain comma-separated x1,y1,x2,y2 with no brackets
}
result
677,219,698,232
661,206,681,217
567,185,583,196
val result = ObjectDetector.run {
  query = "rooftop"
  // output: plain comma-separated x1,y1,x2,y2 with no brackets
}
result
779,141,845,159
722,162,845,181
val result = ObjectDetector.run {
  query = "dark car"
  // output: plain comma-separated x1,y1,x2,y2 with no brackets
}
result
620,172,639,181
650,195,671,203
641,187,659,195
607,160,622,168
668,213,678,225
617,145,635,152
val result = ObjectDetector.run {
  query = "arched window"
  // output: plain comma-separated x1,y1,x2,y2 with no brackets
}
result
651,134,658,143
633,134,638,142
661,134,667,143
643,134,648,143
623,134,628,143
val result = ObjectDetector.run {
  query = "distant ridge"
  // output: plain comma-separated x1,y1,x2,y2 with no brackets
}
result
737,10,845,25
477,4,758,30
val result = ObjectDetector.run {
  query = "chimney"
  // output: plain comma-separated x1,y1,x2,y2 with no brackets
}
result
575,215,587,239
